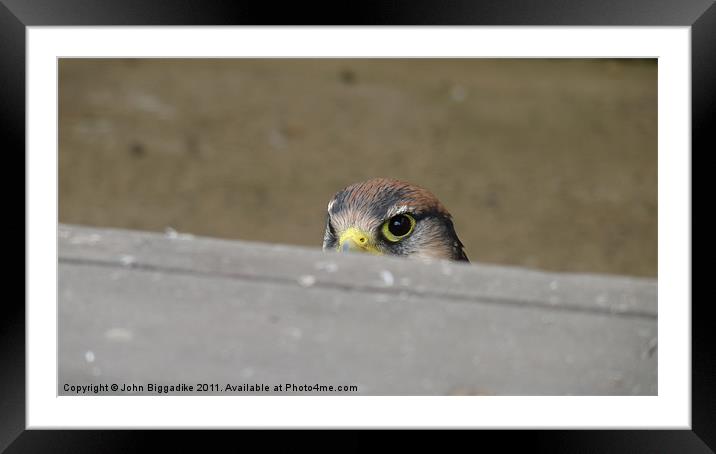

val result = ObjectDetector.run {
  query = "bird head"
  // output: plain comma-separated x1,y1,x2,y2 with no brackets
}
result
322,178,469,262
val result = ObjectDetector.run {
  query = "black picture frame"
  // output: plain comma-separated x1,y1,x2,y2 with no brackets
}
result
3,0,709,451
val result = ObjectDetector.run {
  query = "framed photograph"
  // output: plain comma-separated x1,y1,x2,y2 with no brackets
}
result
6,0,708,449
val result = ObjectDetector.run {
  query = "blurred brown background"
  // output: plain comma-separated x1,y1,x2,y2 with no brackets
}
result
58,58,657,277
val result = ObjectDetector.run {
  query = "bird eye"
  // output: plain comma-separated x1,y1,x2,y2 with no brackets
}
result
382,214,416,242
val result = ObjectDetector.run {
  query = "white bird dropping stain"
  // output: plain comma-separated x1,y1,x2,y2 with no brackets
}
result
595,294,609,306
164,227,179,239
119,255,136,267
105,328,134,342
69,233,102,245
314,261,338,272
84,350,95,363
380,270,395,287
298,275,316,287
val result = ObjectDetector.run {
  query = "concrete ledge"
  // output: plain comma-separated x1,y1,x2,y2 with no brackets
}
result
58,224,657,395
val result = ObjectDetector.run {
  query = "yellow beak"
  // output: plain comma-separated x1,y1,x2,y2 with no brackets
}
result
337,227,382,255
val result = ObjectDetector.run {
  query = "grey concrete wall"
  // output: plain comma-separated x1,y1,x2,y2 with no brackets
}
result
58,224,657,396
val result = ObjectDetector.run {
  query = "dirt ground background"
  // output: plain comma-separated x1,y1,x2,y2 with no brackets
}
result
58,59,657,277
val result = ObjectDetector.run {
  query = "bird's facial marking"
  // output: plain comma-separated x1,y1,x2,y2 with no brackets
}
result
337,227,382,255
385,205,412,219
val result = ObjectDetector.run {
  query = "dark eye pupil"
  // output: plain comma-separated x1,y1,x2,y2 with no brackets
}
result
388,215,411,237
